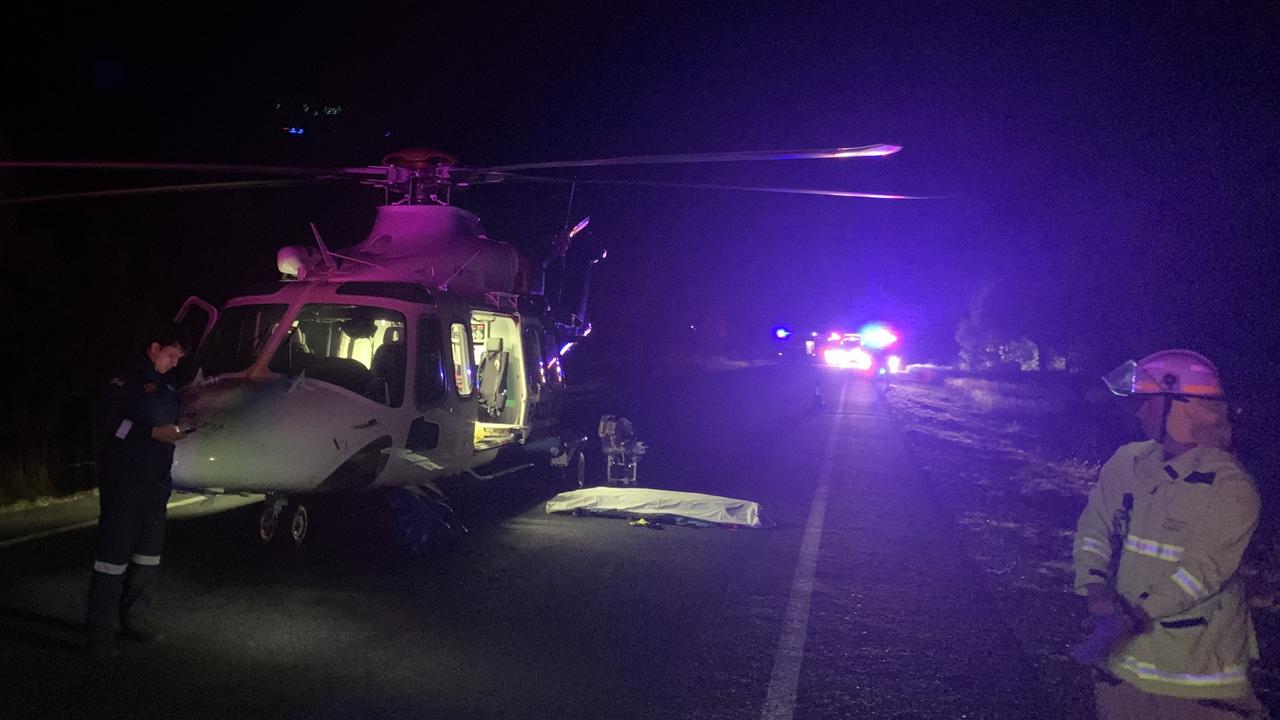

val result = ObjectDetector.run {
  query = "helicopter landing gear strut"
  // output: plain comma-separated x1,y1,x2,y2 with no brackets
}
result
550,435,590,489
567,449,587,488
384,484,467,555
259,494,309,546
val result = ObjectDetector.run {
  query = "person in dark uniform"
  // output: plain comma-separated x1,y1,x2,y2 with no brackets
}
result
86,323,190,658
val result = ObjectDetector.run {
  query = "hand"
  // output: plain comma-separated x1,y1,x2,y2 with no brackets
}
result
1084,584,1123,617
1071,610,1138,665
1127,604,1151,634
151,425,183,444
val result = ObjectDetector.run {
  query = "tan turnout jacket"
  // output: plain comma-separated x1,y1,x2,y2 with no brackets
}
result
1073,440,1260,699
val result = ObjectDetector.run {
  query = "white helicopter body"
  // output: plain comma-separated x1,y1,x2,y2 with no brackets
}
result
172,203,586,542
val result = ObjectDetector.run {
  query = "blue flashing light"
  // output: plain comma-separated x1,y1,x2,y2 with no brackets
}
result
774,327,792,339
285,127,305,135
859,323,898,350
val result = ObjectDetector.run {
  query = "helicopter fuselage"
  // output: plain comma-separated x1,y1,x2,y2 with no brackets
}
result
174,264,574,497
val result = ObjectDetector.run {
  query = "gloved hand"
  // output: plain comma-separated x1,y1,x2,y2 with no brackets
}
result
1126,603,1151,635
1071,612,1135,665
1084,584,1151,629
1071,586,1151,665
1084,583,1124,616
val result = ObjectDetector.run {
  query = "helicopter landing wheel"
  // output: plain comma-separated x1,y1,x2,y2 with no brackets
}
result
554,449,587,489
258,504,281,544
563,449,587,489
576,450,589,488
287,503,309,546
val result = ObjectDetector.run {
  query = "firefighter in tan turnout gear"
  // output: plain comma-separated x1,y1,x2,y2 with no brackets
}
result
1072,349,1266,719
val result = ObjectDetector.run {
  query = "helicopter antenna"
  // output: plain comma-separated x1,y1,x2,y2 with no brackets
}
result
563,182,577,228
328,251,383,270
437,249,485,291
309,222,337,270
577,246,606,334
308,220,380,270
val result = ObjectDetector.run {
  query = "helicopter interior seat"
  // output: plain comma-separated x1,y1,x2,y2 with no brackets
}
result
290,326,312,354
269,325,317,376
477,337,509,419
307,355,376,398
371,326,406,407
286,326,314,367
297,318,379,400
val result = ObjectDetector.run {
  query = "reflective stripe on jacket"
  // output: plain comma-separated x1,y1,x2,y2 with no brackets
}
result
1072,440,1260,699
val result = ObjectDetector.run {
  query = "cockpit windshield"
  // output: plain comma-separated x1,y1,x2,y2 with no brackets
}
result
268,304,407,406
198,304,288,377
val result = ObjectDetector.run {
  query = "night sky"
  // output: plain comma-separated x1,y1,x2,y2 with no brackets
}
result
3,3,1278,384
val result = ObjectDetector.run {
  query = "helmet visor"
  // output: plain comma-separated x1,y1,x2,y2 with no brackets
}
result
1106,350,1227,399
1103,359,1145,396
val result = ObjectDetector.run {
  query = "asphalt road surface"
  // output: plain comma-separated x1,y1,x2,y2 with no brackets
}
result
0,365,1062,720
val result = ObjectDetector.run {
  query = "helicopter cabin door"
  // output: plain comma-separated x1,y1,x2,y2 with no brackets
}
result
408,314,477,468
469,310,529,450
173,296,218,357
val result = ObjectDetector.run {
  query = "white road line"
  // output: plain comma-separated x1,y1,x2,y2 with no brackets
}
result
0,518,100,550
761,379,847,720
0,494,207,550
167,495,208,510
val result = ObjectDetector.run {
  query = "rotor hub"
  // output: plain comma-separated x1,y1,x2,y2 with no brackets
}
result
381,148,458,170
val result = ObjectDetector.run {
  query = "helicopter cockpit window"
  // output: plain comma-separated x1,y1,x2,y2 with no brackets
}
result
268,304,407,406
199,304,287,377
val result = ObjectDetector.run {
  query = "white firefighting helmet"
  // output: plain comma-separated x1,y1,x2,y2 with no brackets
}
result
1103,349,1225,399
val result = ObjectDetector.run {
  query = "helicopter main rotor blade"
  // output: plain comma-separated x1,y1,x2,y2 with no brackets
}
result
0,178,328,205
495,173,936,200
477,144,902,172
0,160,343,175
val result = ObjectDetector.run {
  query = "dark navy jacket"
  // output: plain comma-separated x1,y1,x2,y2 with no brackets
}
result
97,356,181,468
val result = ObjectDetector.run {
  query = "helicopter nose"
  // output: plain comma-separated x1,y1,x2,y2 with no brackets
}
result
172,378,312,493
172,376,392,495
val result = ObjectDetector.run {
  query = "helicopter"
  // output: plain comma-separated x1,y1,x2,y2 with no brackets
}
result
0,143,923,548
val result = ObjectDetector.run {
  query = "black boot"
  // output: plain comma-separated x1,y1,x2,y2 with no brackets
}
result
120,564,164,643
86,571,125,658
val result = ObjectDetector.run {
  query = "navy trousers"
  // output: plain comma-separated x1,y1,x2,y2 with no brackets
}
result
86,455,171,643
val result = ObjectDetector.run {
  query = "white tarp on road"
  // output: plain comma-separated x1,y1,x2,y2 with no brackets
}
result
545,487,765,528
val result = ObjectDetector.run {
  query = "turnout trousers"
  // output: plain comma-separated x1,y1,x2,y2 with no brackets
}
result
86,455,172,645
1096,678,1270,720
